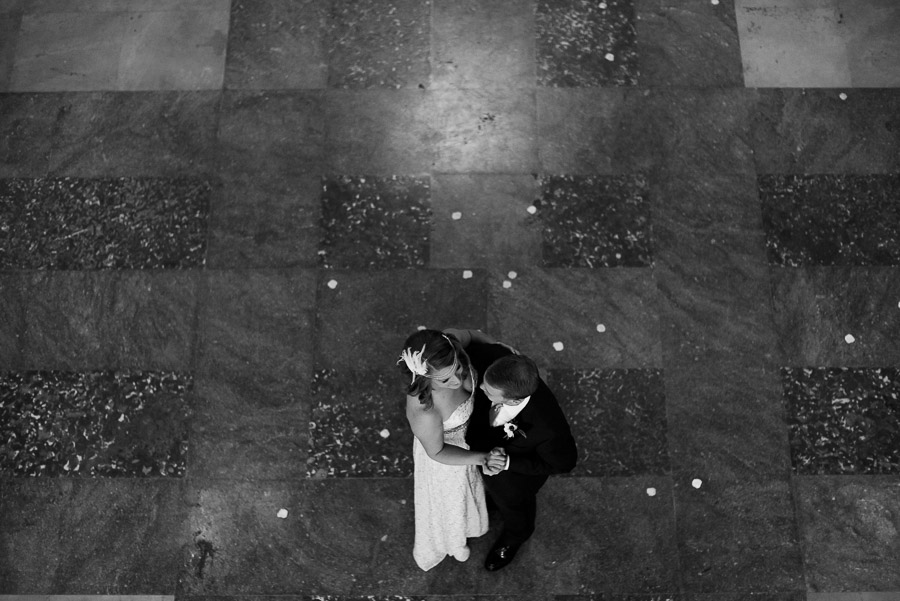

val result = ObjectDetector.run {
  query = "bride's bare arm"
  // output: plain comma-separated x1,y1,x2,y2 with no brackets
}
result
406,396,488,466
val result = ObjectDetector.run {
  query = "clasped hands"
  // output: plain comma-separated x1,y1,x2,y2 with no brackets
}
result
483,447,506,476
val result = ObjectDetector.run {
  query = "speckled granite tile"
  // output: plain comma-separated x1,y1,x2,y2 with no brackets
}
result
206,173,320,269
307,368,413,478
487,268,662,369
760,174,900,267
432,88,538,173
218,90,325,175
783,367,900,475
795,475,900,592
771,267,900,367
0,478,186,593
431,0,535,90
315,269,488,370
674,476,803,593
547,368,668,476
429,174,542,269
537,88,661,174
326,0,430,89
18,270,198,370
0,93,58,176
635,0,743,87
750,89,900,174
0,177,209,270
0,370,190,477
225,0,327,90
324,89,435,173
535,174,653,268
47,91,219,177
663,361,792,480
536,0,639,87
318,175,431,269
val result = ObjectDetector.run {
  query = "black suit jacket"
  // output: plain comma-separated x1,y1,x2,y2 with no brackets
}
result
465,342,577,477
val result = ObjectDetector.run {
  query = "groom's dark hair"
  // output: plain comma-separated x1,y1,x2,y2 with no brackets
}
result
484,354,540,400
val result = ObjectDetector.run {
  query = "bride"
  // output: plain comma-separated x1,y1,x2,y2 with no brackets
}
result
399,329,504,570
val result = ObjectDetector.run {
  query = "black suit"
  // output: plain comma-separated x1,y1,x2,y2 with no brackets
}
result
464,342,577,546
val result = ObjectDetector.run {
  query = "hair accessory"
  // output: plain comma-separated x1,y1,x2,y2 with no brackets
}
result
398,343,429,384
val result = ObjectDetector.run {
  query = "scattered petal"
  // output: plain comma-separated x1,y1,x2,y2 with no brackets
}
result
327,279,338,289
845,334,855,344
507,271,518,279
711,0,719,4
646,487,657,496
596,324,606,333
691,478,702,489
605,53,615,61
526,205,537,215
451,211,463,220
553,341,564,351
379,429,390,439
277,508,288,519
462,270,473,279
599,1,607,7
417,325,427,331
381,534,388,542
502,280,512,289
839,92,848,100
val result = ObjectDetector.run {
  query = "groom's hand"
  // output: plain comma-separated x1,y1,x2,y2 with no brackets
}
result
484,447,507,475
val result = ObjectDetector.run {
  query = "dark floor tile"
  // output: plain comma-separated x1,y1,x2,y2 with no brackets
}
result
635,0,743,87
795,475,900,592
324,89,435,173
307,367,413,477
326,0,430,89
0,93,57,176
663,361,792,480
0,274,26,367
0,13,19,91
206,173,320,269
0,478,186,593
547,368,669,477
47,91,220,177
18,270,198,371
189,375,309,480
224,0,328,90
674,476,803,593
537,88,661,174
315,269,488,370
319,175,431,269
536,0,638,87
0,177,209,270
0,370,191,477
536,174,653,268
760,174,900,267
431,0,535,90
487,268,662,369
751,89,900,175
429,174,542,269
771,267,900,367
218,90,325,175
783,367,900,475
432,88,538,173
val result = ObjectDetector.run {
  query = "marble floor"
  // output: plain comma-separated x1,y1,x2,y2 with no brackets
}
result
1,0,900,598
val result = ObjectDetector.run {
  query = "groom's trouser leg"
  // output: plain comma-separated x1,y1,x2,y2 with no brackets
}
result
485,472,548,546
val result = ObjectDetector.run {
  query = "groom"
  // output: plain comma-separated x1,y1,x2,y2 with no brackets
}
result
464,338,577,571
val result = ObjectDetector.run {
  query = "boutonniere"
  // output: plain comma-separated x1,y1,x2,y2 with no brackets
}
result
502,422,527,439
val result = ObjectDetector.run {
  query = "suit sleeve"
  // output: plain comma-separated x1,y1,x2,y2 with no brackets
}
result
507,426,577,476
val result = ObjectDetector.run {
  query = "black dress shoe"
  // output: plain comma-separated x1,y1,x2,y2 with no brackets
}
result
484,541,521,571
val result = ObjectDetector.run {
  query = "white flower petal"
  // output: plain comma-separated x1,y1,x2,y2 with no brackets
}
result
596,324,606,333
845,334,855,344
327,279,338,289
379,429,390,439
277,508,288,519
691,478,702,489
508,271,518,279
502,280,512,289
605,53,615,61
839,92,848,100
526,205,537,215
553,341,564,351
646,487,656,496
462,270,473,279
451,211,463,220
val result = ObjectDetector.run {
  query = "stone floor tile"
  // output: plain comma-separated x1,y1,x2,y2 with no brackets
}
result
326,0,430,90
674,476,803,593
47,92,219,177
535,174,653,268
0,177,209,270
795,475,900,592
0,273,26,367
0,93,59,176
635,0,743,87
547,368,669,476
314,269,488,370
318,175,431,269
218,90,325,176
324,89,435,174
224,0,327,90
18,271,198,371
536,88,661,175
0,478,186,593
0,13,19,90
844,2,900,87
770,266,900,367
536,0,639,87
782,367,900,475
431,88,537,174
760,174,900,266
487,268,662,370
206,173,320,269
429,174,542,269
431,0,535,90
749,89,900,175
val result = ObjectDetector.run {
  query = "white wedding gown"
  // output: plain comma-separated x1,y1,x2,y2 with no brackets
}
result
412,391,489,571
